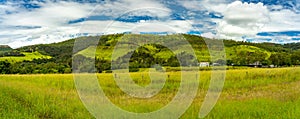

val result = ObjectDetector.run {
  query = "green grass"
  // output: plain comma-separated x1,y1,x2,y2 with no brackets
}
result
0,67,300,118
0,74,92,118
0,51,51,63
225,45,272,60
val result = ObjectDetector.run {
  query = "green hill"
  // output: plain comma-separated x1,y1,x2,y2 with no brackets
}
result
0,45,12,53
75,34,275,63
0,45,51,63
0,34,299,74
12,34,291,63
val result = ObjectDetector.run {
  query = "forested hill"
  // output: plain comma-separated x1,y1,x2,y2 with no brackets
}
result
0,45,12,53
0,34,300,74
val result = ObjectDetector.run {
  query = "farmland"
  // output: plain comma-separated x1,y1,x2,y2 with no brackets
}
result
0,51,51,63
0,67,299,118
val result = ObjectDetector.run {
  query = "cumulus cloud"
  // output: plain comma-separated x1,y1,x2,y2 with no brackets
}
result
179,0,228,13
1,0,300,48
261,9,300,32
176,0,227,36
91,0,171,17
201,32,216,39
0,0,172,48
198,0,229,13
80,20,192,34
0,1,97,48
216,1,270,40
1,1,93,27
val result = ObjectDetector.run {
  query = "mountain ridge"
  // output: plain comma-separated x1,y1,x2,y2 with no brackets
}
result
0,34,299,74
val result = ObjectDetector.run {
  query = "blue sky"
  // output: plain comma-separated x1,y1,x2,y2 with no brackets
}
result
0,0,299,48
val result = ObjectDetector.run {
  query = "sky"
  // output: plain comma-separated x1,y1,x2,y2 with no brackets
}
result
0,0,299,48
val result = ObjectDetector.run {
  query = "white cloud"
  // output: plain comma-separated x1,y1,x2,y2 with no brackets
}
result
0,0,171,48
179,0,228,13
91,0,170,17
79,20,192,34
0,1,96,48
201,32,216,39
199,0,229,13
1,24,84,48
2,1,94,27
179,1,204,11
1,0,300,47
261,9,300,32
178,0,229,36
216,1,270,40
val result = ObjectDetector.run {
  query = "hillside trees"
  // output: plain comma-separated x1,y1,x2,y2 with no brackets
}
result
232,50,268,65
291,51,300,65
0,61,11,74
269,53,291,66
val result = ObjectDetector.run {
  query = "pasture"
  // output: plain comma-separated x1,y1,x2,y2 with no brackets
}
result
0,67,299,118
0,51,51,63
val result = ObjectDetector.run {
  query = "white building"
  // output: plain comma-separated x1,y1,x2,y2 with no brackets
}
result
199,62,210,67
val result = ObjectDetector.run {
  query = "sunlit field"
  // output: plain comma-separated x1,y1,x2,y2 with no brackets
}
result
0,67,300,118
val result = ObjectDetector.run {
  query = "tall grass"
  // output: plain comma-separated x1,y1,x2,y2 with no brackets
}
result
0,67,299,118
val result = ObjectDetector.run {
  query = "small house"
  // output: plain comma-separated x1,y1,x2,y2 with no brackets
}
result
249,61,262,67
199,62,210,67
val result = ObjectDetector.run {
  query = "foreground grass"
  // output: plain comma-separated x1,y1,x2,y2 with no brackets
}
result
0,67,299,118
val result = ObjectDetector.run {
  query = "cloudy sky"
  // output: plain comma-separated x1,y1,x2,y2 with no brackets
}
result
0,0,299,48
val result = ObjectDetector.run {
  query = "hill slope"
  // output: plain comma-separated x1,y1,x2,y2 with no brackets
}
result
0,34,299,74
0,45,12,53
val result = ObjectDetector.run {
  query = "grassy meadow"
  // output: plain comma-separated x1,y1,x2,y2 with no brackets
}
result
0,51,51,63
0,67,300,118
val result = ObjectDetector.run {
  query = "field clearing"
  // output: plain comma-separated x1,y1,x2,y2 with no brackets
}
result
0,67,300,118
0,51,51,63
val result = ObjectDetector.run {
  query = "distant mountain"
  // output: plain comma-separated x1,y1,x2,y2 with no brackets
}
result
0,45,12,53
0,45,12,51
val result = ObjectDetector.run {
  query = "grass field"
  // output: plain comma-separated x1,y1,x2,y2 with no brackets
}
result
0,67,300,118
0,51,51,63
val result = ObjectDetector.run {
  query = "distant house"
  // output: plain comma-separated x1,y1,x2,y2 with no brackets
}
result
249,61,262,67
199,62,210,67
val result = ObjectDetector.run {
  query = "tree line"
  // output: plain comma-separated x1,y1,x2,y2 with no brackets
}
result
1,48,300,74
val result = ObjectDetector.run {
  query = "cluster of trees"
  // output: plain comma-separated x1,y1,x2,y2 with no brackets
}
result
0,51,25,57
0,59,71,74
229,50,268,66
269,51,300,66
226,51,295,66
72,44,197,73
0,56,112,74
223,40,289,52
227,50,300,67
223,40,300,67
112,44,197,71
